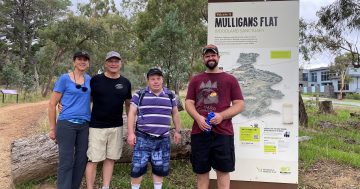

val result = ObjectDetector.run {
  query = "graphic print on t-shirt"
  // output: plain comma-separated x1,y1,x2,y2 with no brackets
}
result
196,80,218,112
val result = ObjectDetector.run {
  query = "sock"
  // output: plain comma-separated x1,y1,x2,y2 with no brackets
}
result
154,182,162,189
102,187,109,189
131,183,140,189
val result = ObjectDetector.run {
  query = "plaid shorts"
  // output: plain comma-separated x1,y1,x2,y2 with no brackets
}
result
130,132,171,178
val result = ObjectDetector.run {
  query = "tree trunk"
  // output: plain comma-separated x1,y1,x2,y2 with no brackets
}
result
299,93,308,127
42,48,66,97
318,100,334,114
11,130,191,184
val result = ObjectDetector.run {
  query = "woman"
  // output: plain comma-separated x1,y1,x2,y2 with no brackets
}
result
48,51,91,189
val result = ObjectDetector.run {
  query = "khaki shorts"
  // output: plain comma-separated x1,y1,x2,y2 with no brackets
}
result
87,127,123,162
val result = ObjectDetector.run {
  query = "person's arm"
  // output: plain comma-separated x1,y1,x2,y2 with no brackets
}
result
210,100,245,125
125,99,131,116
127,104,137,146
171,107,182,144
48,92,63,141
185,99,210,131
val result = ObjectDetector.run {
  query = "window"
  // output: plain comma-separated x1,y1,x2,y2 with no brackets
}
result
337,81,349,90
311,72,317,82
302,73,308,81
321,71,330,81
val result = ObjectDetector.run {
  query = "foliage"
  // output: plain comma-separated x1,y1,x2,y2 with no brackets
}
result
141,10,190,92
38,15,107,96
330,53,353,99
0,0,71,91
301,0,360,67
133,0,207,91
0,58,23,88
346,93,360,100
300,101,360,171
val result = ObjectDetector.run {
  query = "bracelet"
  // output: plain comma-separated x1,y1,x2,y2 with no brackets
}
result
175,130,182,134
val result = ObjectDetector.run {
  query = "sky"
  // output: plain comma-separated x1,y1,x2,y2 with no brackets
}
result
299,0,337,69
70,0,340,69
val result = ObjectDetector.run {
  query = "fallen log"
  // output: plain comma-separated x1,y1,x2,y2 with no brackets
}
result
11,129,191,184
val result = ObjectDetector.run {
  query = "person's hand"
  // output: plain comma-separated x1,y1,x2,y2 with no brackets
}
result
195,115,211,131
173,131,182,144
49,130,56,143
210,112,224,125
57,103,63,112
127,132,136,146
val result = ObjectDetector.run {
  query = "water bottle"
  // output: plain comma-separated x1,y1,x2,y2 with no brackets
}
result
205,112,215,133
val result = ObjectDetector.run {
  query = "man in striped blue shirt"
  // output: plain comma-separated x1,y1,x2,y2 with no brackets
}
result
127,68,182,189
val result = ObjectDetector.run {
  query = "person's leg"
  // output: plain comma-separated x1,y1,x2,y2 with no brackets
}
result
130,134,150,189
211,134,235,189
152,174,163,189
102,158,115,188
216,170,230,189
190,133,212,189
151,137,170,189
85,162,98,189
196,172,210,189
71,122,89,189
86,128,107,188
103,127,123,188
131,176,143,189
56,120,76,189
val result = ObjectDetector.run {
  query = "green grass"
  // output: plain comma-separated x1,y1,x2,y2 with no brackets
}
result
16,95,360,188
16,160,195,189
0,91,48,107
179,111,193,129
299,101,360,171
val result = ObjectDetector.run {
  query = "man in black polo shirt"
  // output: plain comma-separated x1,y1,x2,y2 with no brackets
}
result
85,51,132,189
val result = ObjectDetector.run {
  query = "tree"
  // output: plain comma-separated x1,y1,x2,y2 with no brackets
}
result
330,53,353,100
0,0,70,90
312,0,360,68
38,15,106,97
141,10,190,93
132,0,207,91
0,57,23,88
76,0,144,88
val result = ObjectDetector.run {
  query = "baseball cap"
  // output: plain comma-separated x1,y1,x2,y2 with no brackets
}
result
106,51,121,61
73,51,90,61
147,68,163,78
202,44,219,55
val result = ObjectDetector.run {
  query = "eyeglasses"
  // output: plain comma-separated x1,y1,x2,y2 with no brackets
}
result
75,84,88,92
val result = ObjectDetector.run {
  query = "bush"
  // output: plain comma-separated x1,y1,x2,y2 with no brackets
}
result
346,93,360,100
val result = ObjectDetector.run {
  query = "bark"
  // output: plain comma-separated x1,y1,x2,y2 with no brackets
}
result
42,48,65,97
299,93,308,127
11,130,191,184
318,100,334,114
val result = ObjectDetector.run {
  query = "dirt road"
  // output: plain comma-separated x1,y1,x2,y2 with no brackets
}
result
0,101,49,188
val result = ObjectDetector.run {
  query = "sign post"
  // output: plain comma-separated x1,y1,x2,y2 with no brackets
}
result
207,0,299,188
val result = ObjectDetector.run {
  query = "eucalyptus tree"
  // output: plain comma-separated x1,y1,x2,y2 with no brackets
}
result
330,53,353,100
302,0,360,68
133,0,207,91
0,0,70,90
38,15,106,96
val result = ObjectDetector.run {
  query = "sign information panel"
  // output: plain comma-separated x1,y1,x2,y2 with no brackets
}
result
208,1,299,184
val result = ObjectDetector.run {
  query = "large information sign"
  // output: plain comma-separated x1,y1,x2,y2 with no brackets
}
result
208,0,299,186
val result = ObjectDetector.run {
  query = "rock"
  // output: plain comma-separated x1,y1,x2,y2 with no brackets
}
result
298,136,311,142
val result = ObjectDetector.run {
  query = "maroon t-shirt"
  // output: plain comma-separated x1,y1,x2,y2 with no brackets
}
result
186,72,244,135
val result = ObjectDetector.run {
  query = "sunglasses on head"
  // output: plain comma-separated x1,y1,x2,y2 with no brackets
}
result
75,84,88,92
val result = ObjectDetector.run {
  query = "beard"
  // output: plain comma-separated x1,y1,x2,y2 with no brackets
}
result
205,60,218,70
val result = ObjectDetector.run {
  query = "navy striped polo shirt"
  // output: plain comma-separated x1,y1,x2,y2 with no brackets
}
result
131,87,177,136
